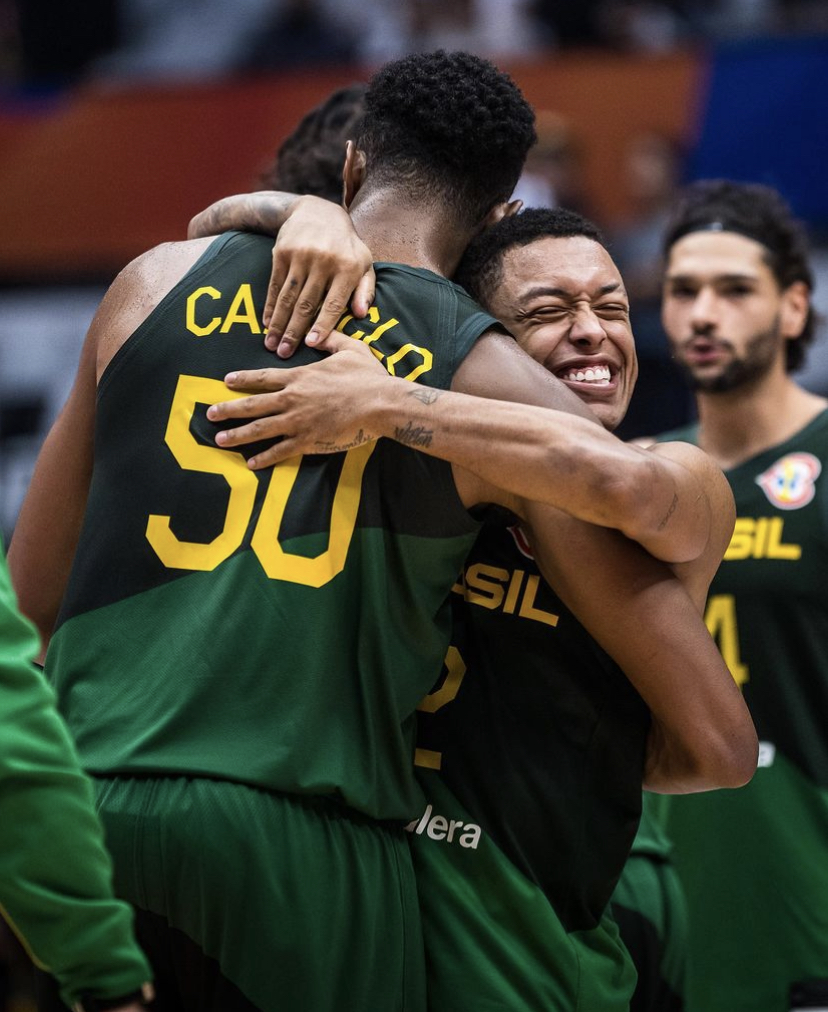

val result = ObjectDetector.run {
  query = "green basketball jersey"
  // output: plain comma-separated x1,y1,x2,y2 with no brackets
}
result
409,520,648,1010
656,410,828,1012
47,231,496,822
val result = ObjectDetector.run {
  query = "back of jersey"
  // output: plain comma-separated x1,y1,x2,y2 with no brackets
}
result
48,232,495,821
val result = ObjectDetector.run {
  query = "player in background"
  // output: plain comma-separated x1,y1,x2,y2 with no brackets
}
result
0,539,152,1012
648,179,828,1012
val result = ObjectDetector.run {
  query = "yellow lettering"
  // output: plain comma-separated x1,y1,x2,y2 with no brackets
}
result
251,441,375,587
337,306,432,379
418,646,466,714
464,563,508,609
186,286,221,337
725,517,755,560
518,575,559,627
705,594,749,687
146,376,257,570
725,516,802,561
752,517,769,558
766,517,801,559
219,284,262,334
503,569,524,614
386,343,434,382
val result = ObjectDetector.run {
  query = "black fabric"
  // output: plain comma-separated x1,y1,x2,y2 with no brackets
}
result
34,908,262,1012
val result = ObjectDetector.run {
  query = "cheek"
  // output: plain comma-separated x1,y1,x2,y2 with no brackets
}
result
515,329,559,366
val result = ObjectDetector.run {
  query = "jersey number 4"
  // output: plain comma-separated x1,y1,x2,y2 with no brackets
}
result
145,374,375,587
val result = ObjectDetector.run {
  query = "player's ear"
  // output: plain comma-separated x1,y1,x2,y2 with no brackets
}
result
780,280,810,340
343,141,367,209
483,199,522,228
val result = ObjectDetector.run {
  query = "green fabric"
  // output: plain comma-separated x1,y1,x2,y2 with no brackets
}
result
0,542,150,1006
95,775,425,1012
611,796,688,1011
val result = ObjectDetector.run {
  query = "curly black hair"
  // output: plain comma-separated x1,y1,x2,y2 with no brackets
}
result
261,83,367,203
455,206,605,309
357,50,536,230
664,180,816,372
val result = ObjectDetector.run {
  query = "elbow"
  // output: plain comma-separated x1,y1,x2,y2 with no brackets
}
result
646,717,759,794
694,721,760,791
718,724,760,788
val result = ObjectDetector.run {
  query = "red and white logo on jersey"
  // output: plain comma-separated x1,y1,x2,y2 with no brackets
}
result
508,524,535,560
755,452,822,510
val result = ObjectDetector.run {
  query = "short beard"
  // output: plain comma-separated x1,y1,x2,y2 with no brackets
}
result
677,317,781,395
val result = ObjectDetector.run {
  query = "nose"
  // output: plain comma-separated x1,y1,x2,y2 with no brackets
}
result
569,306,605,348
689,287,719,334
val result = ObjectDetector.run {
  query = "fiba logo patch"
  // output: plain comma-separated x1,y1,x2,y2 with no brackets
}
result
755,452,822,510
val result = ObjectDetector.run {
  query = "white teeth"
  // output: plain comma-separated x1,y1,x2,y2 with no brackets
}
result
562,365,611,385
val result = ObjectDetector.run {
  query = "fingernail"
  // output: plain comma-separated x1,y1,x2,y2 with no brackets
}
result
277,340,292,358
248,457,257,469
264,334,278,351
307,330,319,345
216,431,227,445
225,372,238,384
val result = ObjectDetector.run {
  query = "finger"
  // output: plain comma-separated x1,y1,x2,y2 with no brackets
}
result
248,438,300,470
263,244,290,345
223,368,289,393
350,267,376,319
207,393,282,424
304,281,352,347
277,278,328,359
308,330,355,354
265,263,303,351
214,415,286,448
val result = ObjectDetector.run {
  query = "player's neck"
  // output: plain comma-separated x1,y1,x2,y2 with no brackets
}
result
350,193,469,279
695,370,828,470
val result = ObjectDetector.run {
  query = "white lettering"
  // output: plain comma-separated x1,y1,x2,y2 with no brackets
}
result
427,815,449,840
404,806,481,849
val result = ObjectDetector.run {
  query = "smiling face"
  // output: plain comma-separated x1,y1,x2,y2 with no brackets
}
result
485,235,637,431
661,230,791,394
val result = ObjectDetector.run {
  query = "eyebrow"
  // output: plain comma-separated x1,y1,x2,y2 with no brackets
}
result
521,282,623,301
666,272,758,284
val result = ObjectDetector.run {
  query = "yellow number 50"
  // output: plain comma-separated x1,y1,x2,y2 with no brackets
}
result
145,374,375,587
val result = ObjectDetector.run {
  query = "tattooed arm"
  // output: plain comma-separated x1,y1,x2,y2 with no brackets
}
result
208,330,721,566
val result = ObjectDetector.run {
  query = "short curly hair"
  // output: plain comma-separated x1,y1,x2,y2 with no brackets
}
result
455,207,606,308
261,83,366,203
664,180,816,372
357,50,536,230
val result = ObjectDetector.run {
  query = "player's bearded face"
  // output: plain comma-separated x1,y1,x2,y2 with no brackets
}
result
662,230,787,395
673,317,781,394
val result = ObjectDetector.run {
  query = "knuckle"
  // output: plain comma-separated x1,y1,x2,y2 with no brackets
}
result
296,298,317,316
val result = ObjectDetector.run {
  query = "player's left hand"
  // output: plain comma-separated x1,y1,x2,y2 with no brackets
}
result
265,196,375,359
208,332,388,467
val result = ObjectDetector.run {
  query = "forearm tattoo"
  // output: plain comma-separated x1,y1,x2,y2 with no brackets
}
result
410,388,442,406
314,429,373,453
394,421,434,448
